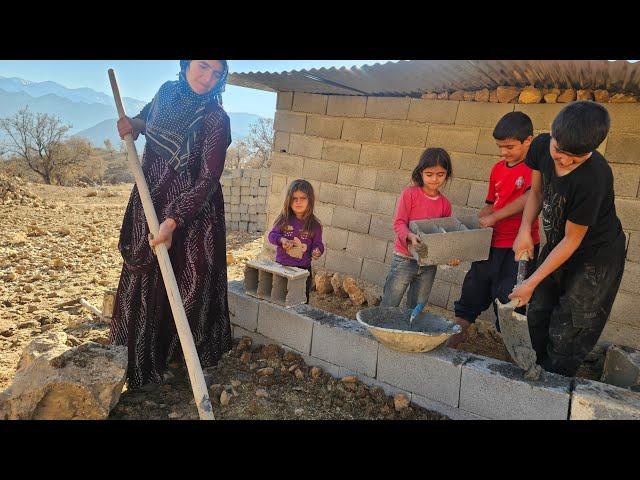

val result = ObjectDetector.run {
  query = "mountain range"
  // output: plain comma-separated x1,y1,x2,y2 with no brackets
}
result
0,76,264,149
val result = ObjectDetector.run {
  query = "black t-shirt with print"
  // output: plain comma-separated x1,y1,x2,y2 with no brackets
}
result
525,133,622,262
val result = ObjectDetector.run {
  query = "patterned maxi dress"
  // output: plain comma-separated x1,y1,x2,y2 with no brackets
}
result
109,102,233,388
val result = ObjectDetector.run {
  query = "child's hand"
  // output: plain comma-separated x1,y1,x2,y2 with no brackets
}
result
478,205,494,218
407,232,421,247
448,258,461,267
280,237,294,250
479,213,497,228
311,248,322,260
513,230,534,262
508,278,536,307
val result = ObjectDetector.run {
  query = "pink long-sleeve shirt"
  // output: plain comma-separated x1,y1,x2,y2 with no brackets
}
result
393,186,452,257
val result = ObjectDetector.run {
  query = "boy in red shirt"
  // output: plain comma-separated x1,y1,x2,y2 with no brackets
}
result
448,112,540,348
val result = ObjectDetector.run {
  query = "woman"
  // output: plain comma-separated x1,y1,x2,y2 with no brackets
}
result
109,60,233,389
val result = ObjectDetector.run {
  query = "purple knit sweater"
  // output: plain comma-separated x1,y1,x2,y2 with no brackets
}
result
267,216,324,268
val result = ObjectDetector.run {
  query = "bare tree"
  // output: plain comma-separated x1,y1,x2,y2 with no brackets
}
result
245,117,274,167
225,139,249,170
104,139,115,160
50,137,93,185
0,107,77,184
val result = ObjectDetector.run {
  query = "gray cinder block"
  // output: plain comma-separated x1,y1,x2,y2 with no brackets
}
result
227,281,259,332
244,259,310,307
376,344,470,407
257,270,273,299
306,306,379,377
601,344,640,389
411,394,488,420
232,325,273,346
256,302,314,354
409,215,492,265
570,378,640,420
459,355,571,420
244,266,259,296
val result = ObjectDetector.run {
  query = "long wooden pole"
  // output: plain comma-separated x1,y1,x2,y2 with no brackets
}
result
108,69,214,420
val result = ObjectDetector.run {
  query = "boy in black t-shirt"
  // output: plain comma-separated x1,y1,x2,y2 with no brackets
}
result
511,101,626,377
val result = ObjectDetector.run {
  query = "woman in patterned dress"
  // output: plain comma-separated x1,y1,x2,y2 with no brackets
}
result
109,60,233,389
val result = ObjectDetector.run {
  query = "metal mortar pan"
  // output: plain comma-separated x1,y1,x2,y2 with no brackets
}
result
356,306,461,353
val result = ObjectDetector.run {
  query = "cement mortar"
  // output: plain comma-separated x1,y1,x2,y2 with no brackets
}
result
359,307,456,335
487,362,568,389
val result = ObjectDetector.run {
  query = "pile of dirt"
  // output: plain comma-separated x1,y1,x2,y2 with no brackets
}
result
109,337,448,420
455,323,513,363
0,174,42,206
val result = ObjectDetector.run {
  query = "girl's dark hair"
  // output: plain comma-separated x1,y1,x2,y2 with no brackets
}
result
273,179,321,235
411,148,453,187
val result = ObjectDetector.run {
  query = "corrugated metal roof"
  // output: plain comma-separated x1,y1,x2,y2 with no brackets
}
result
227,60,640,96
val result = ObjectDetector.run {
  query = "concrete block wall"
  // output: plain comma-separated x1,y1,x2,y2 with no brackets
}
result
221,168,270,232
264,92,640,350
228,282,640,420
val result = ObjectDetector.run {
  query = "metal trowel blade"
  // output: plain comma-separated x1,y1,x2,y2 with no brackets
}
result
496,299,538,372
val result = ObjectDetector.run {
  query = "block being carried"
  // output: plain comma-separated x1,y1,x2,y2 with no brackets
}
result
408,215,493,266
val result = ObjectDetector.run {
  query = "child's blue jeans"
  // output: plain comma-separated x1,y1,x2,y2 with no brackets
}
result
381,254,437,309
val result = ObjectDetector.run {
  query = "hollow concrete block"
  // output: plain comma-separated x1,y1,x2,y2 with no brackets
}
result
459,355,571,420
256,302,314,354
601,344,640,389
305,306,379,377
376,344,470,407
409,215,492,265
227,281,259,332
244,259,310,307
570,378,640,420
411,394,488,420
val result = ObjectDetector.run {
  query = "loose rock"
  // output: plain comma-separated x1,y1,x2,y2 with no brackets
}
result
331,273,349,298
257,367,274,377
0,332,127,420
518,86,543,104
496,86,521,103
558,89,576,103
394,393,410,411
255,388,269,398
314,271,333,294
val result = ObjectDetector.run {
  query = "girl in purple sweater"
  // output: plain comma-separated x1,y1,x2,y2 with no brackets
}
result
268,179,324,303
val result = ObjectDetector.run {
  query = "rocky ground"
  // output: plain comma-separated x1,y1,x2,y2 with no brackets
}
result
0,176,601,420
0,178,448,420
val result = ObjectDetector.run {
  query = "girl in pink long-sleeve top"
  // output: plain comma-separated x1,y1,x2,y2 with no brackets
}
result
268,179,324,303
381,148,459,310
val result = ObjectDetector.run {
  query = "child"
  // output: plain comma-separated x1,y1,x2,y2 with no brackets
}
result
381,147,457,310
510,101,625,377
449,112,540,348
268,179,324,303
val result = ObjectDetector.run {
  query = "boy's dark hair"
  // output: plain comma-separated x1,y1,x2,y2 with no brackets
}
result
493,111,533,142
411,148,453,187
551,100,610,156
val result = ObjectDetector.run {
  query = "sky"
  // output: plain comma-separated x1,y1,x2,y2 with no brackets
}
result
0,60,394,118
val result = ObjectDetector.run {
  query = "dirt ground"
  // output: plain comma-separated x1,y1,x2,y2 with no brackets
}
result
0,180,448,420
0,178,601,420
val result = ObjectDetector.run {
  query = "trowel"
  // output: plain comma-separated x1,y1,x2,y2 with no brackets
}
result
495,253,542,381
409,302,425,327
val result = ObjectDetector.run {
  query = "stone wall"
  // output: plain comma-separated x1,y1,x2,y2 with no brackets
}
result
263,91,640,350
222,168,269,233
